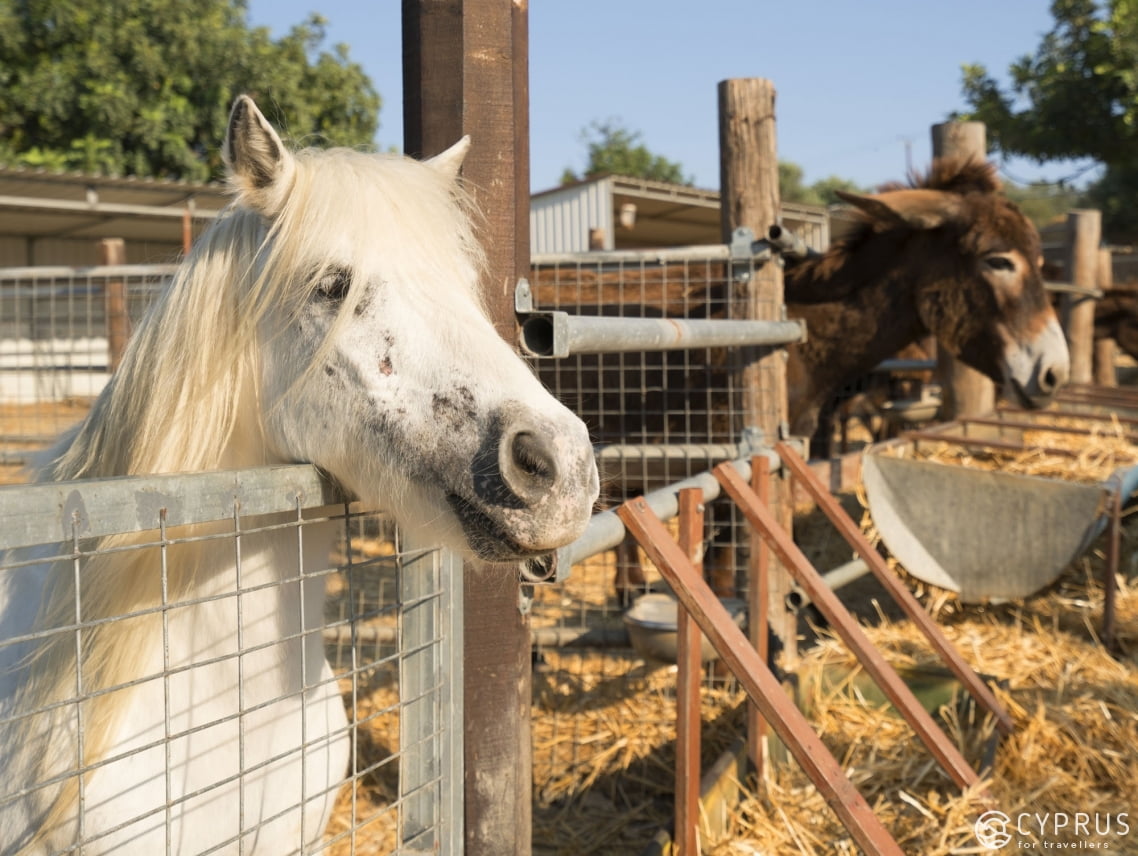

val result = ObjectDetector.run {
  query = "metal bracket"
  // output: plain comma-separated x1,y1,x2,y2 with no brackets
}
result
514,277,535,313
730,226,773,283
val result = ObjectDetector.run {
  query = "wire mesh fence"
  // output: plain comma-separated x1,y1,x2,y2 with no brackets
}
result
0,466,462,855
524,244,804,849
0,265,171,476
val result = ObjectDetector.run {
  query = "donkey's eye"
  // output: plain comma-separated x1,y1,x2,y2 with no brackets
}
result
984,255,1016,273
315,267,352,301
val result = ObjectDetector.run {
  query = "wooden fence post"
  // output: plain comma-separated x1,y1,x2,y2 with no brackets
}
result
717,78,796,670
1063,210,1102,386
1095,247,1117,386
403,2,531,853
931,121,995,419
99,238,129,373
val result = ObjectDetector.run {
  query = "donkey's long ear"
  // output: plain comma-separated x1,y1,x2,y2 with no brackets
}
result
223,95,296,217
836,188,963,231
427,136,471,180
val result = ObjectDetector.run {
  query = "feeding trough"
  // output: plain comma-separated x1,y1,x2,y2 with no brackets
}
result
863,386,1138,602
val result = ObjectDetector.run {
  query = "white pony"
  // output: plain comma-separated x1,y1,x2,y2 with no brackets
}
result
0,96,598,855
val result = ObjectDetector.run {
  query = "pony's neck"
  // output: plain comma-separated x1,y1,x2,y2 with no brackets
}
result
785,267,926,435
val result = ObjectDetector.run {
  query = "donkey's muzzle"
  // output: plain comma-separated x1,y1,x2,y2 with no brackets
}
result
1003,317,1070,409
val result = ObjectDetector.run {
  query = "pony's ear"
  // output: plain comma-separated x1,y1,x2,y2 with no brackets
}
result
426,136,471,179
223,95,296,217
836,188,963,231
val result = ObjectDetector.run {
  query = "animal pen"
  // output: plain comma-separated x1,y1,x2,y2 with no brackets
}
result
1,6,1136,856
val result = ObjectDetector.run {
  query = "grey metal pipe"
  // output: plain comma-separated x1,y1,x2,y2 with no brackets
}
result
785,558,871,612
552,450,786,580
532,245,734,267
519,312,806,358
767,224,819,260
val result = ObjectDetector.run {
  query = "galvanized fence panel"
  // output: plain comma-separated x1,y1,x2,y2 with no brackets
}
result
525,243,808,847
0,265,172,474
0,466,462,855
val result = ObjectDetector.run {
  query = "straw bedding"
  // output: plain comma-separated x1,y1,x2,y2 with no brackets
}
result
709,553,1138,854
910,415,1138,484
522,527,1137,855
526,414,1138,854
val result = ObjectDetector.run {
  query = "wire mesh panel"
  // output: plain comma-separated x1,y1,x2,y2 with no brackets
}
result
526,247,781,850
0,265,171,477
0,466,462,855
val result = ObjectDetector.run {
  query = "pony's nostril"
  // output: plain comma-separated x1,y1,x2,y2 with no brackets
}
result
502,430,558,501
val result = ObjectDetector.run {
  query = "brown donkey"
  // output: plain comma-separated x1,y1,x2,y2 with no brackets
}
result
617,158,1071,605
786,157,1070,447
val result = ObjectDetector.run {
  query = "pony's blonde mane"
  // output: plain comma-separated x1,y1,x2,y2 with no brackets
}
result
45,146,486,482
11,143,487,850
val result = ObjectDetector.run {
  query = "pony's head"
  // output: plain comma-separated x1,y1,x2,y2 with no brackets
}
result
836,158,1069,408
223,96,599,562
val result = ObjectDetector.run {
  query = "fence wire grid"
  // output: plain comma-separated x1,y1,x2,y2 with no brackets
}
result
0,468,462,855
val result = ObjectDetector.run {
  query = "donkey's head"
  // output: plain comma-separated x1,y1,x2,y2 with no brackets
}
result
837,159,1069,408
223,96,598,563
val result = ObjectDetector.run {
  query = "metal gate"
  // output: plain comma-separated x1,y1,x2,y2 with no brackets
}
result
0,466,463,854
522,237,813,849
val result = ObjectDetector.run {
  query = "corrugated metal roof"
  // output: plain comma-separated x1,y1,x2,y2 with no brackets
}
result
531,174,832,252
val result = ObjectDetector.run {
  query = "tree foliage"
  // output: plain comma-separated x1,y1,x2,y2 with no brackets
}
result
959,0,1138,238
779,161,867,206
561,120,692,185
561,120,865,208
0,0,380,181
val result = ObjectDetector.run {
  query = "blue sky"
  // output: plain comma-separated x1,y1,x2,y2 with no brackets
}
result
246,1,1094,193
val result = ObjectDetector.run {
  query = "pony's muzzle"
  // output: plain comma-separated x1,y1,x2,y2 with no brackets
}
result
452,405,598,559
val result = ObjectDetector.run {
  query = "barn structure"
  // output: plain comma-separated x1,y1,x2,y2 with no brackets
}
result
530,174,832,253
0,168,225,266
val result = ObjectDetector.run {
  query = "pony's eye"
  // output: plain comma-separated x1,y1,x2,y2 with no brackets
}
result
984,255,1016,273
315,267,352,301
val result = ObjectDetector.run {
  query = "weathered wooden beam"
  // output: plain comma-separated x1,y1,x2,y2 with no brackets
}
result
714,462,982,790
718,77,795,665
775,442,1014,736
617,497,904,856
932,121,996,419
403,3,533,853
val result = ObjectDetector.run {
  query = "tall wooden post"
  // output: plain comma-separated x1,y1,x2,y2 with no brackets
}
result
718,78,795,673
1094,247,1116,386
1062,210,1102,386
931,121,995,419
99,238,129,373
403,2,532,853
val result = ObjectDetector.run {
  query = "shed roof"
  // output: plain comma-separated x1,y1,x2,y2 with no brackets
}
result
532,174,832,251
0,167,227,244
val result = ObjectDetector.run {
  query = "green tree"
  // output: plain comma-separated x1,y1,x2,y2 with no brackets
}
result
959,0,1138,238
0,0,380,181
561,120,692,185
1002,180,1085,231
780,161,866,206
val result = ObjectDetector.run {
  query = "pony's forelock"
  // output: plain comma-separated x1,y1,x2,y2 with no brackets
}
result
43,144,487,483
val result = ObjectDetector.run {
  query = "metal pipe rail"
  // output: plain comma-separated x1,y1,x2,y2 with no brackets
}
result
0,464,344,552
531,244,738,268
0,263,179,280
551,443,792,580
519,313,806,358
